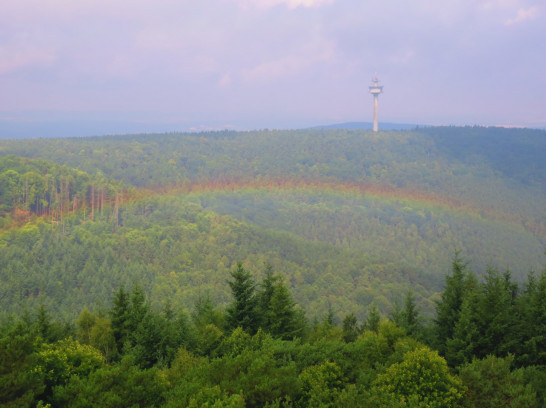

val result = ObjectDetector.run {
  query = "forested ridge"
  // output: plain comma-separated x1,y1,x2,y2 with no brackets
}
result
1,126,546,406
0,127,545,319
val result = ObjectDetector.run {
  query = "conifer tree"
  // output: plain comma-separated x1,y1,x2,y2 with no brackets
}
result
475,267,515,358
226,263,259,334
268,280,301,340
342,313,359,343
445,294,479,366
256,264,279,331
402,290,421,336
434,253,469,354
518,270,546,366
362,304,381,332
110,286,131,351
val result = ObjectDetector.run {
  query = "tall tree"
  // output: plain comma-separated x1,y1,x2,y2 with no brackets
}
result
110,286,131,351
342,313,359,343
434,253,470,354
268,280,302,340
362,304,381,333
226,263,259,334
256,264,279,331
474,267,515,358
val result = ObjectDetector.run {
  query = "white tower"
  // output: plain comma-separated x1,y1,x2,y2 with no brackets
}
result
369,76,383,132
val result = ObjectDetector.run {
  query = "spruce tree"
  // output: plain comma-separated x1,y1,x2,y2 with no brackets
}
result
475,267,515,358
434,253,469,354
402,290,421,336
445,294,479,366
256,264,279,331
268,280,301,340
110,286,131,351
362,304,381,332
226,262,259,334
342,313,359,343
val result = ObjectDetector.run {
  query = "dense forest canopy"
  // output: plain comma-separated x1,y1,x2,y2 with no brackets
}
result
0,126,545,320
1,125,546,406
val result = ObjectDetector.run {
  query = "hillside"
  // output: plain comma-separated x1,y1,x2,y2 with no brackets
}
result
0,126,545,320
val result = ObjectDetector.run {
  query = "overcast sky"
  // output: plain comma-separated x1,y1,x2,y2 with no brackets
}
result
1,0,544,133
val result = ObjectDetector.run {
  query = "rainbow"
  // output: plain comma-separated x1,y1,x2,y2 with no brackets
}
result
139,177,540,235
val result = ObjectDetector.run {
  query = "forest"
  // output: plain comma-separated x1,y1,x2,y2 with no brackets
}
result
2,258,546,407
1,126,546,406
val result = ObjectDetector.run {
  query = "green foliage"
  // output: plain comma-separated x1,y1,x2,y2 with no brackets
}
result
362,304,381,332
34,337,104,403
0,155,127,225
371,346,464,408
516,270,546,366
296,361,345,408
2,127,546,406
341,313,359,343
434,253,470,353
268,281,304,340
0,321,44,408
226,263,259,334
459,355,538,408
52,355,167,407
208,334,299,408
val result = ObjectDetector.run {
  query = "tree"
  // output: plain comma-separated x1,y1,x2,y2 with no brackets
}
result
76,307,97,345
192,294,225,330
34,337,105,404
445,293,479,367
342,313,359,343
268,280,303,340
296,361,345,408
0,321,44,408
226,263,259,334
434,253,470,354
110,286,131,351
390,291,421,337
371,346,464,408
459,355,538,408
256,264,280,331
474,267,515,358
401,290,421,336
362,304,381,333
517,270,546,366
52,355,167,408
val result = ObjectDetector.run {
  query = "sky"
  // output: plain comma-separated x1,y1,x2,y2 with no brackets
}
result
0,0,545,136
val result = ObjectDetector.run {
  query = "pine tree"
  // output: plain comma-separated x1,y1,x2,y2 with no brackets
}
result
226,263,259,334
475,267,515,358
434,253,469,354
110,286,131,350
402,290,421,336
445,293,479,366
256,264,279,331
268,280,301,340
519,270,546,366
362,304,381,332
342,313,359,343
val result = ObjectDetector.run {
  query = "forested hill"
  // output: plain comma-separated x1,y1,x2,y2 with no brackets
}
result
0,126,545,320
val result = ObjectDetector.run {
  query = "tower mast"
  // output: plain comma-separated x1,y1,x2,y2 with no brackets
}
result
369,76,383,132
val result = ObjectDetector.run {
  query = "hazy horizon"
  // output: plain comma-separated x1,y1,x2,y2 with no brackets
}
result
1,0,545,137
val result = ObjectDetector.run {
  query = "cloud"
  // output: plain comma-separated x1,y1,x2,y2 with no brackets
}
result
505,6,539,25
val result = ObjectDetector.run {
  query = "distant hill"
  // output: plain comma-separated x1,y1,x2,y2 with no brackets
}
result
310,122,418,130
1,126,545,320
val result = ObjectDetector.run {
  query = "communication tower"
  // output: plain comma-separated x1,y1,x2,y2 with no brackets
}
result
369,76,383,132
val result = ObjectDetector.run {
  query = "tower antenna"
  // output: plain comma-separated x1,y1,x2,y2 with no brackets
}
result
369,76,383,132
